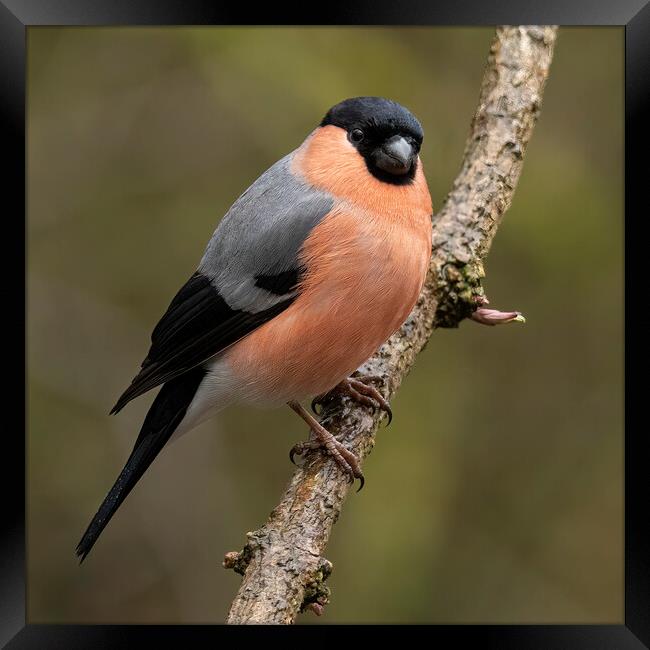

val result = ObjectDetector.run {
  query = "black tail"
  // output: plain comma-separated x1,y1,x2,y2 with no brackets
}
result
76,366,206,563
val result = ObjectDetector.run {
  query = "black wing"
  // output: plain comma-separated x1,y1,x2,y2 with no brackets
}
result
110,271,294,414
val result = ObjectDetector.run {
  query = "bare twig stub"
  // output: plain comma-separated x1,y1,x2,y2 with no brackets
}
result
224,26,558,624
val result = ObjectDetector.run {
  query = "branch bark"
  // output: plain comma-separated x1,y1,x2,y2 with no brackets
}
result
224,25,558,624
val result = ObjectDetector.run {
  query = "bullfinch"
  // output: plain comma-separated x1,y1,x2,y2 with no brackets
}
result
76,97,433,562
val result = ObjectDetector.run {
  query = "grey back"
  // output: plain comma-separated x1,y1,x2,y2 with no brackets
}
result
199,152,333,313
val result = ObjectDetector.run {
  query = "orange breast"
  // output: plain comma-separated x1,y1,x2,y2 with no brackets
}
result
225,126,432,404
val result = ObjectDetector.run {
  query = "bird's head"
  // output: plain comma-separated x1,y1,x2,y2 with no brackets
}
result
320,97,424,185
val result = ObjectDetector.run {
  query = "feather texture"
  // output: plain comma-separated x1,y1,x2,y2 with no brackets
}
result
110,272,292,414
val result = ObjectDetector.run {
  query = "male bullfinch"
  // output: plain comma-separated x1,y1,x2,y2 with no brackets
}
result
76,97,433,562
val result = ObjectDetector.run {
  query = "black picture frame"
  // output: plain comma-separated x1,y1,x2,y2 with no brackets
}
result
3,0,645,645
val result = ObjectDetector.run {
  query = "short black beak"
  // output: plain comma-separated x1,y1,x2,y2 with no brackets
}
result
374,135,415,175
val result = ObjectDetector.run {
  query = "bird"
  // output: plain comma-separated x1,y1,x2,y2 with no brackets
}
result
76,96,433,562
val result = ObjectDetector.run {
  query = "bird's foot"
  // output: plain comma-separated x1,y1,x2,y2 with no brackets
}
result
311,376,392,425
288,401,365,491
289,437,365,491
470,295,526,326
339,376,393,425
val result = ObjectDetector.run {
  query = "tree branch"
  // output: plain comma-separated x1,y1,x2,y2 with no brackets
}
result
223,25,558,624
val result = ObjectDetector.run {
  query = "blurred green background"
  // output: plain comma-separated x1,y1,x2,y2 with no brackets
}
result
27,27,623,624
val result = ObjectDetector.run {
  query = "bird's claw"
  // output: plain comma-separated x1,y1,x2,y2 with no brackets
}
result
343,376,392,426
288,431,365,491
311,377,392,426
339,454,365,492
289,443,301,465
289,439,319,465
310,395,324,415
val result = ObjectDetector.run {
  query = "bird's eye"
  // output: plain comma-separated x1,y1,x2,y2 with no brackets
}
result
349,129,364,144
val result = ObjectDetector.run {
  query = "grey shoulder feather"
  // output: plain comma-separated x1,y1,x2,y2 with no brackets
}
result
199,152,333,313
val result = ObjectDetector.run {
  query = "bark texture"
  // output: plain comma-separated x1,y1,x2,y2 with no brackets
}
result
224,26,558,624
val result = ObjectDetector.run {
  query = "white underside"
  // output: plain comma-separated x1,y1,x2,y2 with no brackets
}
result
168,353,287,444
